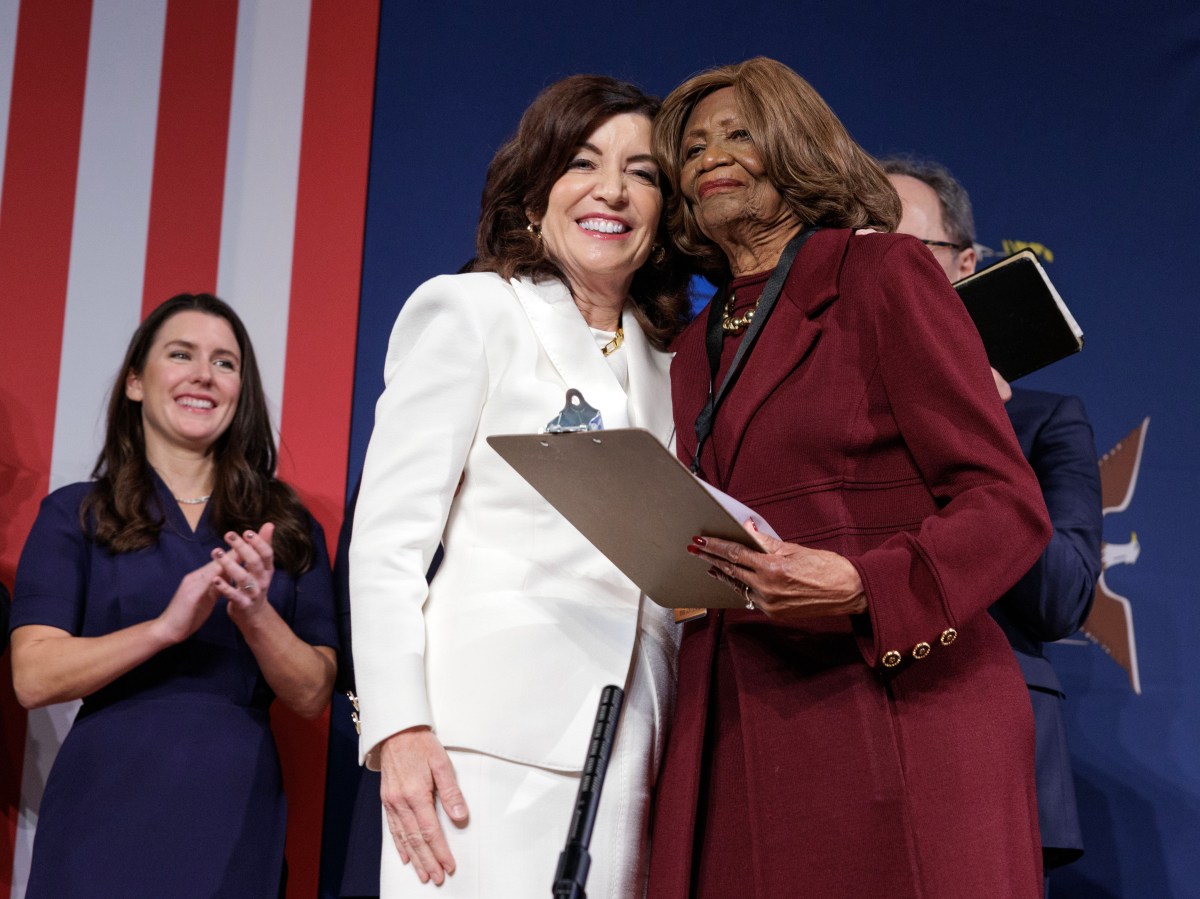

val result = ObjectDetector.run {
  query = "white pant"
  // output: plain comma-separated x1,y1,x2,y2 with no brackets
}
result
380,612,675,898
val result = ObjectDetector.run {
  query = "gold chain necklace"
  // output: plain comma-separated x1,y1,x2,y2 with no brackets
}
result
721,290,759,333
600,325,624,357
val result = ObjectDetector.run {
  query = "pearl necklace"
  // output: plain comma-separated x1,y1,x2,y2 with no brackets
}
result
721,291,759,333
174,493,212,505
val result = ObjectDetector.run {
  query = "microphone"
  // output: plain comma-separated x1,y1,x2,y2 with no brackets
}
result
551,685,624,899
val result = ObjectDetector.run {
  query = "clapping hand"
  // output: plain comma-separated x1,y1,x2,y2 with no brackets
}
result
211,523,276,622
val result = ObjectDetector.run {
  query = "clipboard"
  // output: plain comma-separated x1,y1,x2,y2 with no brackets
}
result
487,428,762,609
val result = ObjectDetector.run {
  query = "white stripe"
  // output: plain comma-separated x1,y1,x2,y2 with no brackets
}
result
49,0,167,492
9,704,78,899
12,3,166,896
0,0,21,215
216,0,312,429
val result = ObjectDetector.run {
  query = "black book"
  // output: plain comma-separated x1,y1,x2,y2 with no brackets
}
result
953,249,1083,381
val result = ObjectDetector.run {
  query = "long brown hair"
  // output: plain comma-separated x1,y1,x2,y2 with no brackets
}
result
654,57,901,282
82,294,314,573
474,74,691,348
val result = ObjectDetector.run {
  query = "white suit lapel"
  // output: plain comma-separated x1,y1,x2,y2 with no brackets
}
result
510,277,630,429
622,310,674,444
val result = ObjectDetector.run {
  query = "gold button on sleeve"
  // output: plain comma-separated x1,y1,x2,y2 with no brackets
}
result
939,628,958,646
882,650,902,668
912,642,931,660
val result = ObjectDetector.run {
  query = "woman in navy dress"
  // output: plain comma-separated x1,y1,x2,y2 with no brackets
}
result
10,294,339,898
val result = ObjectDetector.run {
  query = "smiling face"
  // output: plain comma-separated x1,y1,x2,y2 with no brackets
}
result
533,112,662,307
125,310,242,460
679,87,800,272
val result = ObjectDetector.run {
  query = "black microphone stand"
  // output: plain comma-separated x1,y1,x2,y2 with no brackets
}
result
551,685,624,899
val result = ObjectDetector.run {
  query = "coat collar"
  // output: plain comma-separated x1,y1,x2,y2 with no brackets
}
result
509,277,673,444
706,228,851,483
622,308,674,443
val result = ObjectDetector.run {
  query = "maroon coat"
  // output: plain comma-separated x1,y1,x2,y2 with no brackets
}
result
648,229,1052,898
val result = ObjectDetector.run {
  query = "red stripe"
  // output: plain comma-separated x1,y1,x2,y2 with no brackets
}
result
273,2,379,894
0,0,94,888
140,0,239,314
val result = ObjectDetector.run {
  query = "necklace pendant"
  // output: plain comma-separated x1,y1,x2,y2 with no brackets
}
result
720,290,759,333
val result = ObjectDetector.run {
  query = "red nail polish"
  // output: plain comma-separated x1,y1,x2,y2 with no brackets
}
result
686,545,700,556
692,536,707,547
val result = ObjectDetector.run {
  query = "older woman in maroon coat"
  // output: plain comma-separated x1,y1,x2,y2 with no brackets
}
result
647,58,1052,898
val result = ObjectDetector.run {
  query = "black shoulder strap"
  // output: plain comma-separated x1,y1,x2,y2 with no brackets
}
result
691,226,819,474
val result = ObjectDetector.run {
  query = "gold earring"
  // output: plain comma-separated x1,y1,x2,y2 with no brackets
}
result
526,221,542,242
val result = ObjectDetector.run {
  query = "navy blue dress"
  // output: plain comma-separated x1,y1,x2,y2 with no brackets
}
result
11,476,338,898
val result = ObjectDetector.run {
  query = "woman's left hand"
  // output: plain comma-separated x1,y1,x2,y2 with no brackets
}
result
688,522,867,622
212,523,276,620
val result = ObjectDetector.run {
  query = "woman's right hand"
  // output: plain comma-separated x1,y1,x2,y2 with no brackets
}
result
154,559,223,645
379,726,469,886
12,558,225,709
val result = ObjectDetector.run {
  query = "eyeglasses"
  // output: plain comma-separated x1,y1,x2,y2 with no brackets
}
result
920,239,971,252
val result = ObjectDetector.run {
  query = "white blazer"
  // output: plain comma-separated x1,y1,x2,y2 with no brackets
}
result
350,272,675,771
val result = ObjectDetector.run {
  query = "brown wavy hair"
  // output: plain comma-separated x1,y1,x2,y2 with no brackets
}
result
82,294,315,573
653,57,901,282
473,74,692,348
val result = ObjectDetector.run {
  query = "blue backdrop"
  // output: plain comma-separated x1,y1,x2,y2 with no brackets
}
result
325,2,1200,895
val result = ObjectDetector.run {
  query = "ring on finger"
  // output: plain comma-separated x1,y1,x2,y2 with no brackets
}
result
240,581,255,593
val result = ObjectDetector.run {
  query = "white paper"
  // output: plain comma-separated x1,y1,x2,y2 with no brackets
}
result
696,479,780,540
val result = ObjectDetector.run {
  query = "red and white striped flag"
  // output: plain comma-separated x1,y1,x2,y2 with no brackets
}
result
0,1,378,895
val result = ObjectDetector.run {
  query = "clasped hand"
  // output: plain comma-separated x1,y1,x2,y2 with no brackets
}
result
157,524,277,643
688,521,867,621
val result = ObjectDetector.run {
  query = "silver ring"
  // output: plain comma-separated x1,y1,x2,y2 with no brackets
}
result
240,581,255,593
743,583,755,610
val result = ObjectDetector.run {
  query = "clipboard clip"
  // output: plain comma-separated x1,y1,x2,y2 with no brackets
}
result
542,388,604,434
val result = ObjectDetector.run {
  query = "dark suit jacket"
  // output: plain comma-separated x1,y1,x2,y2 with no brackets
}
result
650,229,1052,899
992,387,1102,867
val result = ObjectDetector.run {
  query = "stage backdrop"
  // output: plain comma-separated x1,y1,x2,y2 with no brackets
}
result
3,2,1197,898
334,2,1199,897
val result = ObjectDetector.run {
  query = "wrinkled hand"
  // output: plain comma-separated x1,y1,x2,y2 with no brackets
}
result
212,523,276,622
157,560,223,644
379,727,469,886
688,521,867,622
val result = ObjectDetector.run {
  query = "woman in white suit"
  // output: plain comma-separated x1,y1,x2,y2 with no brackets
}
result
349,75,692,897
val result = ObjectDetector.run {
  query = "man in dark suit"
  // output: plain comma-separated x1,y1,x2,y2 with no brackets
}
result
884,157,1103,874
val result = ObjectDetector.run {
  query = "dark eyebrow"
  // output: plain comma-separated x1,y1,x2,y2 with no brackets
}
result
165,338,240,360
682,114,743,141
574,142,658,168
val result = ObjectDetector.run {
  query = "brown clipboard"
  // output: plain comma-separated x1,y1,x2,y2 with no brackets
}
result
486,428,759,609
